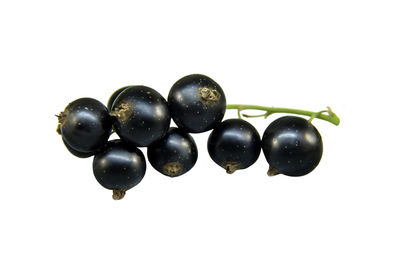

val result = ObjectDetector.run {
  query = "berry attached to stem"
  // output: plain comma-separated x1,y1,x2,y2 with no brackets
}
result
262,116,323,176
207,119,261,173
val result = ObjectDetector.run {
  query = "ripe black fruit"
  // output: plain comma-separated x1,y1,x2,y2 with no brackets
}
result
62,137,94,158
168,74,226,133
207,119,261,173
57,98,112,153
92,140,146,200
111,86,170,147
262,116,323,176
147,127,198,177
107,86,131,111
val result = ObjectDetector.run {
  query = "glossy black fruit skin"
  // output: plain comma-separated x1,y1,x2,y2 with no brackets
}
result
168,74,226,133
207,119,261,173
147,127,198,177
58,98,112,153
62,137,94,158
262,116,323,176
107,86,131,111
111,86,171,147
93,140,146,191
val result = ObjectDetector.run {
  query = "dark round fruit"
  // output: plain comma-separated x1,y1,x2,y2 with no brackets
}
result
147,127,198,177
62,137,94,158
107,86,131,111
111,86,171,147
262,116,323,177
207,119,261,173
57,98,112,153
92,140,146,200
168,74,226,133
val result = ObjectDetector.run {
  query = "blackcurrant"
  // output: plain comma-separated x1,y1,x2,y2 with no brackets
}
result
207,119,261,173
62,137,94,158
147,127,198,177
107,86,131,111
92,140,146,200
168,74,226,133
57,98,112,153
262,116,323,176
111,86,171,147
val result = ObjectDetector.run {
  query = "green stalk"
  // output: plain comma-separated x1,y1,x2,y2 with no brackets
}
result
226,104,340,126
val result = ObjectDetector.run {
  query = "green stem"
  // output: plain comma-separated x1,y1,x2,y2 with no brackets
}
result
242,113,267,118
226,104,340,126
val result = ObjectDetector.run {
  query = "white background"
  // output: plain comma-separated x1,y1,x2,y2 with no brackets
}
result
1,0,399,266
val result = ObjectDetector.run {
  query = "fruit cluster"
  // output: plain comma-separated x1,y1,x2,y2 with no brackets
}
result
56,74,340,200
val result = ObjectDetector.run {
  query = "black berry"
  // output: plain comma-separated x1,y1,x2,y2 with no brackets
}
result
262,116,323,176
57,98,112,153
207,119,261,173
111,86,170,147
147,127,198,177
92,140,146,200
168,74,226,133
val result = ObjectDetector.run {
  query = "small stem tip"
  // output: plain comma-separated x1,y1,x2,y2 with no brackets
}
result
199,87,221,104
223,162,241,174
112,189,126,200
267,166,280,176
56,111,67,135
56,124,61,135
